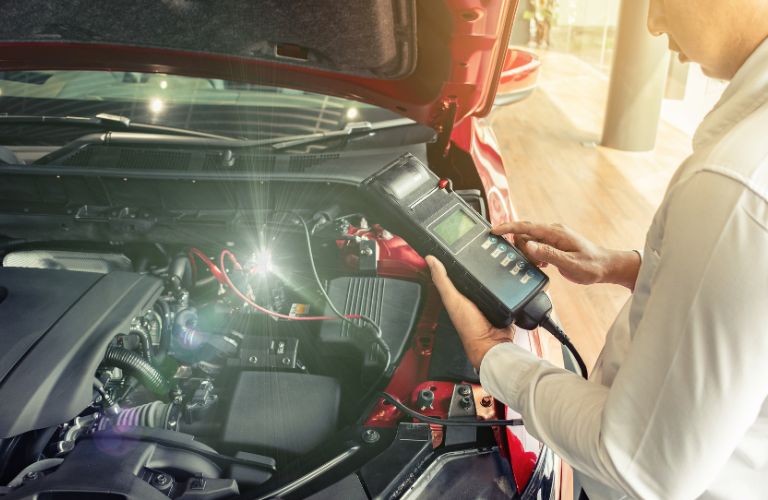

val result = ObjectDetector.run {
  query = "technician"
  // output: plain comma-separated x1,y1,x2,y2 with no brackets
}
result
426,1,768,498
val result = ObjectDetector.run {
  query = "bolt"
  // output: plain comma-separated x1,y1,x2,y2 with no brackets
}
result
24,471,41,481
417,389,435,410
282,357,291,365
362,429,380,444
360,247,374,257
480,396,493,407
458,385,472,397
151,473,172,490
460,395,473,410
248,355,258,364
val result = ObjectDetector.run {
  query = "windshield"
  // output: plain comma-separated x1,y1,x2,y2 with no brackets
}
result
0,70,430,151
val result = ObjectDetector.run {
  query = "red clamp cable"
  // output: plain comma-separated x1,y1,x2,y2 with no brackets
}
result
218,249,363,322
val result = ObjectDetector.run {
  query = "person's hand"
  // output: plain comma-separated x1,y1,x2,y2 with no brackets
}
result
425,255,513,369
492,221,640,290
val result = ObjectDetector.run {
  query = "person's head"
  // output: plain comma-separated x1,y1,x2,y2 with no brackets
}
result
647,0,768,80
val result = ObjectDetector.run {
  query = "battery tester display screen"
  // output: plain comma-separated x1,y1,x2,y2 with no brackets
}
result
433,209,477,246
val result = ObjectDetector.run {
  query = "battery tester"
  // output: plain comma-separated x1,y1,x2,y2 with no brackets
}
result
363,154,549,328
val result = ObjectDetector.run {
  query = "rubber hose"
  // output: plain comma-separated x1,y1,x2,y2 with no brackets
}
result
170,254,191,288
104,346,171,398
107,401,175,430
129,328,153,364
153,300,172,364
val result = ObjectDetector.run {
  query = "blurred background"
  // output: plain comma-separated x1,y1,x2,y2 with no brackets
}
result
493,0,727,396
493,3,731,495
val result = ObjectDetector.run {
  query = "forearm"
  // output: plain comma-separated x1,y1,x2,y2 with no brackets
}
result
480,344,635,495
600,249,641,290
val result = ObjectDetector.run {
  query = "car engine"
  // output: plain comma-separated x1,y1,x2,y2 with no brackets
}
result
0,212,427,499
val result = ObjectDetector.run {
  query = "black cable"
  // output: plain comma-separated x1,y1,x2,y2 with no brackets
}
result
334,212,364,222
541,316,589,379
378,392,523,427
275,211,391,374
518,292,589,379
275,211,393,412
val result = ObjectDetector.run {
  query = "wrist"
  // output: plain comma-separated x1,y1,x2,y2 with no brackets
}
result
466,338,513,370
600,249,641,290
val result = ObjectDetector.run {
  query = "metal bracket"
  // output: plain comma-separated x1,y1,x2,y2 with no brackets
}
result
444,383,478,447
434,98,459,158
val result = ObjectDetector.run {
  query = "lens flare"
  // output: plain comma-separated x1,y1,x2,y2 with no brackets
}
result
345,107,360,120
251,250,274,275
149,98,165,114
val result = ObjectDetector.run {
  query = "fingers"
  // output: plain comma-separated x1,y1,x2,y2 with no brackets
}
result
492,220,567,244
513,234,548,267
493,220,548,237
524,241,573,269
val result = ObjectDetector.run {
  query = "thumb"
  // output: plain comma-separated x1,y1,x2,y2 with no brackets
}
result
425,255,492,331
526,241,572,269
425,255,450,291
425,255,463,309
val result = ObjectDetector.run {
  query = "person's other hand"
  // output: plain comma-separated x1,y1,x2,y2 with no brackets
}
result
425,255,513,369
492,221,640,290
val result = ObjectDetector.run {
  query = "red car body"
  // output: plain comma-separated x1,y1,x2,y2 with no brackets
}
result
496,48,542,106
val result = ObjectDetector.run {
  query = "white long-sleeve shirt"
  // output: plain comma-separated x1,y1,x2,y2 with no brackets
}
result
480,39,768,500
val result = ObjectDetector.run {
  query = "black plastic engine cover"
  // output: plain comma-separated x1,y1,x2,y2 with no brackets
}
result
0,267,162,438
222,371,340,460
318,276,421,370
2,433,227,500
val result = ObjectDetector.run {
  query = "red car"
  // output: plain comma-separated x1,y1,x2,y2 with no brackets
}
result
495,48,542,106
0,1,561,499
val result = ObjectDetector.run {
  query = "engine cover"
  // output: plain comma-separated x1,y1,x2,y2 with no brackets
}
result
222,371,340,459
0,267,162,438
318,276,422,371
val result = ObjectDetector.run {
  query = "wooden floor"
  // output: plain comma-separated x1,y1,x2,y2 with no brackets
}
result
489,50,693,498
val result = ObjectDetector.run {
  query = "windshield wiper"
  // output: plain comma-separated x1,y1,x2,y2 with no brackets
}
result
0,113,239,141
15,117,429,165
267,118,423,150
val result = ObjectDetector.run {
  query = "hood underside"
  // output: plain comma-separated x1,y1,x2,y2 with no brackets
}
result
0,0,518,130
0,0,417,80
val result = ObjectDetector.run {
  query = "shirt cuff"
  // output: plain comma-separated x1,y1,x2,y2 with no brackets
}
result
479,341,543,410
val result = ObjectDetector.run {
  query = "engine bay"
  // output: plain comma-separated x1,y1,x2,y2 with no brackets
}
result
0,210,457,499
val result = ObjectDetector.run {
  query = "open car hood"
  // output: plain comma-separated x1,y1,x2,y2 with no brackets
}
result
0,0,518,134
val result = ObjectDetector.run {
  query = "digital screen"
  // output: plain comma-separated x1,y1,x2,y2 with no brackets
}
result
433,209,477,246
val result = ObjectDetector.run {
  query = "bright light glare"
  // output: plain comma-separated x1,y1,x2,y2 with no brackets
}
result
252,250,274,275
159,80,168,90
149,98,165,114
345,107,359,120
